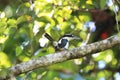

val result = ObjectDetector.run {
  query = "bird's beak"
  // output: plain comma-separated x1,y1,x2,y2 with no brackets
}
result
73,36,81,40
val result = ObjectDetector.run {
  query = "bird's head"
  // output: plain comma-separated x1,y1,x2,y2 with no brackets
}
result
61,34,80,41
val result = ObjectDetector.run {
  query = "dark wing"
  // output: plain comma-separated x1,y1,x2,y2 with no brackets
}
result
58,39,68,48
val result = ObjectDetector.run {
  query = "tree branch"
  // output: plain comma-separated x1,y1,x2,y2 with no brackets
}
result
1,35,120,80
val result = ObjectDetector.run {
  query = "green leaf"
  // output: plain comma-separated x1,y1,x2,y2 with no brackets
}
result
16,46,23,56
4,5,13,17
17,15,28,25
100,0,107,9
36,16,55,27
7,19,16,26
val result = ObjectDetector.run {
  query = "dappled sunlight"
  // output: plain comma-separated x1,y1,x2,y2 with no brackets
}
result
0,36,8,43
0,0,120,79
98,60,106,69
115,72,120,80
105,54,112,63
0,52,11,68
39,36,49,47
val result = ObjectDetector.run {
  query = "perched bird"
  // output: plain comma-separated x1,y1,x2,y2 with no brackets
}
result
90,9,117,42
72,8,117,43
83,9,117,44
44,33,80,51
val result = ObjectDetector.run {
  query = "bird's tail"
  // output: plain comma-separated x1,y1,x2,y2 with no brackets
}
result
44,33,54,42
44,33,58,47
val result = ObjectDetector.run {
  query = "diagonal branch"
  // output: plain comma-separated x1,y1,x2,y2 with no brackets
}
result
1,35,120,80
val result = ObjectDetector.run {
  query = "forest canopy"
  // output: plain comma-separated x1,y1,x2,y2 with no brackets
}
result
0,0,120,80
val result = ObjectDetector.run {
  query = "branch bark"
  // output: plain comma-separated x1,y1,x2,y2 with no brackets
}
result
1,35,120,80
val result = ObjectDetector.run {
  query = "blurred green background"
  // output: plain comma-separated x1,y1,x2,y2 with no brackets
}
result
0,0,120,80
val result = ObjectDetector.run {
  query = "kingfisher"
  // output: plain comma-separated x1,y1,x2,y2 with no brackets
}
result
44,33,80,51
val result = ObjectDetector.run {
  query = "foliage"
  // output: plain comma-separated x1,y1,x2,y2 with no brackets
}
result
0,0,120,80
